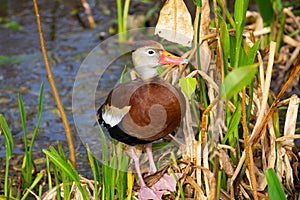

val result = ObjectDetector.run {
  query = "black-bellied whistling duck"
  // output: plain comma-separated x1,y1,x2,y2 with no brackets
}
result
97,40,187,198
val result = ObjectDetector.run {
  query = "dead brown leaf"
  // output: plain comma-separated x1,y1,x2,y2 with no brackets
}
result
219,149,234,177
155,0,193,47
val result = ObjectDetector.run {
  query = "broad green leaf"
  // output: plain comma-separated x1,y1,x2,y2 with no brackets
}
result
265,168,287,200
221,64,258,100
179,77,197,100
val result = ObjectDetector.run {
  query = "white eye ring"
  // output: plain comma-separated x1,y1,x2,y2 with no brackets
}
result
146,49,156,56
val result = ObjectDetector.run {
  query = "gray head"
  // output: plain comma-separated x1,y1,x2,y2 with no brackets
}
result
132,40,188,79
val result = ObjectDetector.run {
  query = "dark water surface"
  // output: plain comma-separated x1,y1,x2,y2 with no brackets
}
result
0,0,157,177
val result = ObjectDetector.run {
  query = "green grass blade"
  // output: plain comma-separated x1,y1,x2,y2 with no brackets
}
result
117,143,129,199
56,140,72,197
21,170,44,200
219,12,230,76
0,114,14,197
234,0,249,68
29,82,44,153
17,83,44,188
45,155,52,191
120,65,127,83
275,12,286,53
265,168,287,200
110,142,117,199
44,147,79,182
43,147,89,200
18,93,27,150
226,103,242,140
170,168,184,200
18,93,33,186
0,115,13,157
116,0,125,41
222,101,242,162
122,0,130,35
245,40,260,128
217,0,235,28
98,124,108,166
52,164,62,200
87,144,99,199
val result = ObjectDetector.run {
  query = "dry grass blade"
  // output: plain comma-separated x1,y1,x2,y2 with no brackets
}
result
251,41,276,140
242,88,258,200
32,0,76,167
250,53,300,146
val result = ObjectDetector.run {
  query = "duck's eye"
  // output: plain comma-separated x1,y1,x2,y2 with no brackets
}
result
146,49,156,56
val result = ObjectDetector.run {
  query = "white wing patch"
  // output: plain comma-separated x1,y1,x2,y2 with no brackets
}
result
102,105,131,127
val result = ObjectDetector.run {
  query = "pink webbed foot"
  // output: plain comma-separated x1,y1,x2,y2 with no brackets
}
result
138,185,166,200
138,173,183,200
152,173,183,192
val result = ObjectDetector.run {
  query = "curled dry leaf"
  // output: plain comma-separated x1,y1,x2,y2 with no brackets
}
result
219,148,234,177
245,166,267,191
155,0,193,47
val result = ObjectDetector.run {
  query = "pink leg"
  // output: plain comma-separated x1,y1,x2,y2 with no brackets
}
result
129,148,146,187
145,143,157,174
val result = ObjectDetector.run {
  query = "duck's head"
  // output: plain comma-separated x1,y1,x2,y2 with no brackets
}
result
132,40,188,79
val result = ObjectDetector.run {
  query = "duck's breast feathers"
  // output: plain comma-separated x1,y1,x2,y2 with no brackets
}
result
124,78,185,140
98,77,185,142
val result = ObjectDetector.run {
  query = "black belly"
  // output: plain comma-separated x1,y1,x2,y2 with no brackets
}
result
107,125,151,146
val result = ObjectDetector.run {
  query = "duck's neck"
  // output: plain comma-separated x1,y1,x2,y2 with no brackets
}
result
135,65,159,80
